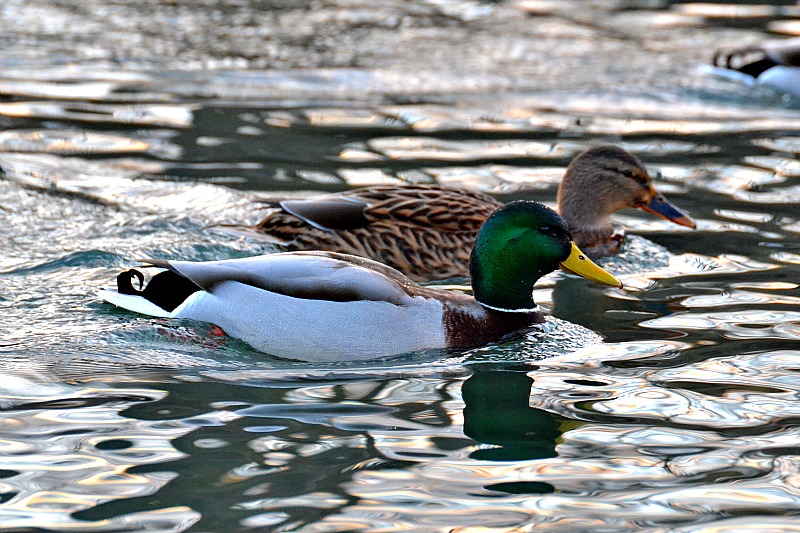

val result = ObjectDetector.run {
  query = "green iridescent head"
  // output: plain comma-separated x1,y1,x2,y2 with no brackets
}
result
469,201,621,311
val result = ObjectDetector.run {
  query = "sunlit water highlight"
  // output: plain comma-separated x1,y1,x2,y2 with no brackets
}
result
2,1,800,531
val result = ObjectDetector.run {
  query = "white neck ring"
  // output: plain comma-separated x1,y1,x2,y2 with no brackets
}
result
479,302,540,314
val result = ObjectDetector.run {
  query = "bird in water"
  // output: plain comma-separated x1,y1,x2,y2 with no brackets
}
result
711,38,800,97
224,145,695,281
99,201,621,362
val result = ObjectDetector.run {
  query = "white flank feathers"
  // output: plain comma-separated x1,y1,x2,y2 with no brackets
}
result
702,64,800,98
170,281,446,362
98,280,447,362
758,66,800,97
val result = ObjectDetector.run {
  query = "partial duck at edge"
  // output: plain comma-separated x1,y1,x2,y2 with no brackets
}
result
712,37,800,97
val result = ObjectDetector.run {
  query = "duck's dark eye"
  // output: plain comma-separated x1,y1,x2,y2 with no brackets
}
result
538,226,558,237
621,169,634,178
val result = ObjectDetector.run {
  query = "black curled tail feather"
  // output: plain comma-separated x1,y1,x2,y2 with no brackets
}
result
116,267,202,313
712,47,777,78
118,269,145,295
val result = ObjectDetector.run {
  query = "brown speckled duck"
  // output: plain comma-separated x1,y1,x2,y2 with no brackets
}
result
229,145,695,281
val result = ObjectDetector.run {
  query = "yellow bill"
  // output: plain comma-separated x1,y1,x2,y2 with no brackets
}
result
560,242,623,288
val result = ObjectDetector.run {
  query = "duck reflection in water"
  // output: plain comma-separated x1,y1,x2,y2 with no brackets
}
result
462,370,568,494
462,369,565,462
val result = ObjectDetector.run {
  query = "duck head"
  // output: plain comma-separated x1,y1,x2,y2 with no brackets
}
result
469,201,621,312
557,145,695,252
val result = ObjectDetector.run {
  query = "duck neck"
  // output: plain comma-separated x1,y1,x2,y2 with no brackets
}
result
469,235,549,312
557,186,616,248
472,274,541,313
570,223,614,250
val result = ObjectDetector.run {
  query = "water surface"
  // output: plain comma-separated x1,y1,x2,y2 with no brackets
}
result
2,1,800,531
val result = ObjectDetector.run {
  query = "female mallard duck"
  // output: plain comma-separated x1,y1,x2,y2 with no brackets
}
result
100,201,621,361
232,145,694,281
711,38,800,97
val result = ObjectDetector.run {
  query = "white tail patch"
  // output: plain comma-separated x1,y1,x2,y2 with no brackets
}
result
98,289,172,318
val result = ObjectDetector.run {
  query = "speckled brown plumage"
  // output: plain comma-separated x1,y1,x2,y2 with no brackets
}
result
252,185,502,281
221,146,694,282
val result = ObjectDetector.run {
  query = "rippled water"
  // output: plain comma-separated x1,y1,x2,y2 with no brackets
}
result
2,1,800,531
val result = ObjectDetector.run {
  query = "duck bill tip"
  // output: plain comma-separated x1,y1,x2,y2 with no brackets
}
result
560,243,623,288
672,214,697,229
640,195,697,230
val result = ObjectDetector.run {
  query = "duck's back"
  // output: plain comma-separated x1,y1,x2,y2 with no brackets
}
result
252,185,503,281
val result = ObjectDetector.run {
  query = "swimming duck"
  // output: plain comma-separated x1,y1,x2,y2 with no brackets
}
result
232,145,694,281
99,201,621,361
711,38,800,97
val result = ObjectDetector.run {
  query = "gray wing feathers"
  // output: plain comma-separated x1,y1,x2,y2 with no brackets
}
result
146,252,413,305
279,196,369,231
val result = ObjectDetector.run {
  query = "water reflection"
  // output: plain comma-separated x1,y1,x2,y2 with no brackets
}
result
3,0,800,530
462,370,560,464
0,378,200,531
5,349,800,530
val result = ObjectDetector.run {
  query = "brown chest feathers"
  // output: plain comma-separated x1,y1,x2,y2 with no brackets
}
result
442,303,546,349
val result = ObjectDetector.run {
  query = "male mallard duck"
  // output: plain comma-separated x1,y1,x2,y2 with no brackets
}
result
712,38,800,97
100,201,621,362
231,145,694,281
